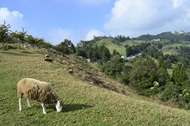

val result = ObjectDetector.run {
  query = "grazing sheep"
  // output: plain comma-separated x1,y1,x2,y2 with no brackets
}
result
43,58,53,62
68,69,73,74
17,78,64,114
45,54,50,58
43,54,53,62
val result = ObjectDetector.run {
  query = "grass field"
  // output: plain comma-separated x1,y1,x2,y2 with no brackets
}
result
95,39,148,56
1,48,190,126
95,39,126,55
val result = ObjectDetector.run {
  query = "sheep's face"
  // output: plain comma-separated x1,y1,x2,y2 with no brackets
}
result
55,100,64,112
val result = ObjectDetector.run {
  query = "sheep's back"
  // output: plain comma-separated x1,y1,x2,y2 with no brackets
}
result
17,78,58,103
17,78,37,98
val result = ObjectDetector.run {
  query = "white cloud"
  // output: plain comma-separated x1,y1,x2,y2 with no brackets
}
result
48,28,74,45
104,0,190,37
79,0,111,5
0,8,24,31
85,29,104,41
172,0,184,8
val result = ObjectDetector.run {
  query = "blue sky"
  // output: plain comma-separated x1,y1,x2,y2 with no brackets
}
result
1,0,190,45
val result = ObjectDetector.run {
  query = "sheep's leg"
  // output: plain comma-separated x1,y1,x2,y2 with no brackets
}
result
27,98,31,108
19,98,22,111
41,102,47,114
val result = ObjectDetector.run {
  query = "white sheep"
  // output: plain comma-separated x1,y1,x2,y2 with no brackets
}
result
17,78,64,114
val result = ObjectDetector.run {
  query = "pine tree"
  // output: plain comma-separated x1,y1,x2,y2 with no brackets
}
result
156,58,170,86
93,45,100,61
172,63,188,84
158,58,167,70
102,47,110,63
70,43,76,53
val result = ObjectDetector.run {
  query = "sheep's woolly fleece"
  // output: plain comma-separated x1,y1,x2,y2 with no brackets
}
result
17,78,62,104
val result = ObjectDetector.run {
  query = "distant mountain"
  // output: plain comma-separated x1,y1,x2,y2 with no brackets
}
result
137,31,190,41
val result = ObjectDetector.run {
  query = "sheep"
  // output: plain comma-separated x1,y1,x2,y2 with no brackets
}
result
44,54,50,58
17,78,64,114
43,58,53,62
43,54,53,62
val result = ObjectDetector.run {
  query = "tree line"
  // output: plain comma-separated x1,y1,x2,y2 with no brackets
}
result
76,44,111,64
0,22,76,55
137,31,190,42
0,22,54,49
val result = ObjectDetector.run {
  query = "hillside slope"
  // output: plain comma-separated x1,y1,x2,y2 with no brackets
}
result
95,38,126,55
79,38,147,56
1,49,190,126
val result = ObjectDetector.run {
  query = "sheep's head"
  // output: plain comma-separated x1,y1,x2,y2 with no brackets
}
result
55,100,64,112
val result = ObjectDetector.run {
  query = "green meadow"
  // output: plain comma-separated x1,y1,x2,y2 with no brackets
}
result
1,49,190,126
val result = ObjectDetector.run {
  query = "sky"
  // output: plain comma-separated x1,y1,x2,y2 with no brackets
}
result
0,0,190,45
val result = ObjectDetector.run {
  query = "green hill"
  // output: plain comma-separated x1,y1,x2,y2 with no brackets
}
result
1,48,190,126
95,38,126,55
84,38,145,56
80,34,190,56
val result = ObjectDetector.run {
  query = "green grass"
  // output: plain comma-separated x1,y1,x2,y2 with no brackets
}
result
95,38,126,55
95,39,147,56
160,40,190,55
1,49,190,125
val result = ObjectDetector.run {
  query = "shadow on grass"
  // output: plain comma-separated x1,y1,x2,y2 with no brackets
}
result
29,103,93,113
0,51,24,56
63,104,93,112
0,50,34,56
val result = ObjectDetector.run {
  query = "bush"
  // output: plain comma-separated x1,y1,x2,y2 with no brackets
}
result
160,83,180,102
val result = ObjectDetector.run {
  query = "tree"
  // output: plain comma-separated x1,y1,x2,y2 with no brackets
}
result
76,47,87,58
126,45,132,56
10,31,19,48
112,49,121,59
171,63,189,84
70,43,76,53
93,45,100,61
17,27,27,49
87,47,94,60
0,21,11,49
143,45,164,59
129,56,167,96
102,47,110,63
157,43,163,49
103,54,124,77
156,58,170,86
25,35,37,46
56,39,76,55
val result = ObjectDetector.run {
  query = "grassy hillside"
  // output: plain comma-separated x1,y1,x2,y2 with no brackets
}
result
95,38,126,55
1,48,190,126
92,38,190,56
91,38,148,55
